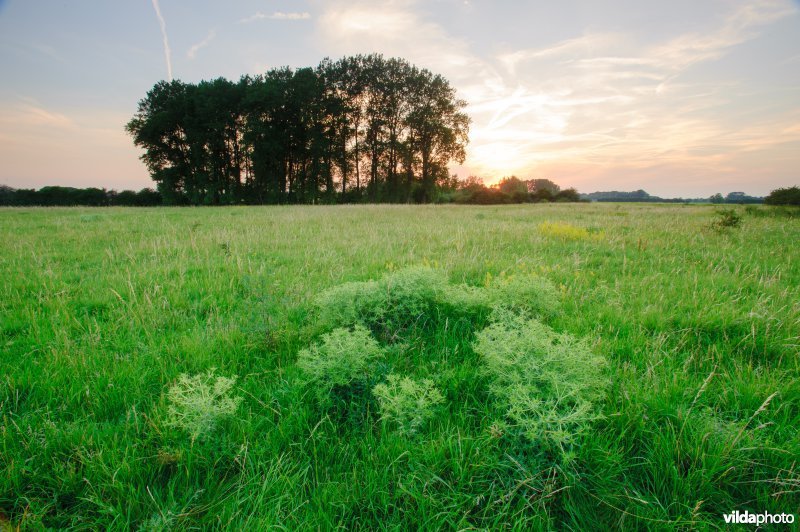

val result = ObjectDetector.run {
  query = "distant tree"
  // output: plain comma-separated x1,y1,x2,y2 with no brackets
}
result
726,192,745,202
525,178,560,195
127,55,469,205
113,190,139,206
582,190,652,202
722,191,762,204
709,193,724,204
531,188,554,203
497,176,529,202
0,185,162,207
136,188,163,206
764,186,800,206
0,185,15,206
555,188,580,202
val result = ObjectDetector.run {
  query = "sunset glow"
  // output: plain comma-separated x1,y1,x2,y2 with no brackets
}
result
0,0,798,196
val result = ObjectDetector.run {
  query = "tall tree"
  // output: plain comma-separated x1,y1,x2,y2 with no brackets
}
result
127,55,470,205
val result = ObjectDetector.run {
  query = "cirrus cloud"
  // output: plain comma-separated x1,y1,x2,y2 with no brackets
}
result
239,11,311,24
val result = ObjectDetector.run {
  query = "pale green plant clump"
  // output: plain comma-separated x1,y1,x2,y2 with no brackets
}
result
313,266,449,333
314,266,560,334
474,309,608,457
297,325,385,405
165,370,242,442
485,274,561,318
312,279,385,329
373,374,445,436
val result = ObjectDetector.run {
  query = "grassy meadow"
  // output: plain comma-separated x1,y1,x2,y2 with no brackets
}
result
1,203,798,529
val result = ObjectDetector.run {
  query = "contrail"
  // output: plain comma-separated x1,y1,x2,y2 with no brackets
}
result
150,0,173,80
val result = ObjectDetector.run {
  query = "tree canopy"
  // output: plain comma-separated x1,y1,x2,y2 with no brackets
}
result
126,55,470,205
0,186,161,207
764,186,800,206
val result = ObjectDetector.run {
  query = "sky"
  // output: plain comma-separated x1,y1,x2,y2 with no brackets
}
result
0,0,798,197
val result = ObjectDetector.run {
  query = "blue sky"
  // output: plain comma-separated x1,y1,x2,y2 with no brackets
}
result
0,0,798,196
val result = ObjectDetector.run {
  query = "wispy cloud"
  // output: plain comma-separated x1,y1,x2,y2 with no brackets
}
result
317,0,798,194
150,0,172,80
0,101,150,189
0,102,77,131
187,30,216,59
239,11,311,23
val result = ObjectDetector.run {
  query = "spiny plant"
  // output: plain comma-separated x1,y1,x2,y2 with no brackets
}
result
313,266,450,338
297,324,386,408
313,266,559,340
164,370,242,443
484,273,561,318
304,266,586,446
373,374,445,436
473,308,608,460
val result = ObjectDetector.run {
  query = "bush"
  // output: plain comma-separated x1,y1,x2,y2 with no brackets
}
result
764,186,800,206
473,309,607,458
313,266,560,338
711,208,742,230
297,325,385,407
373,375,445,436
313,267,448,337
485,274,561,319
745,204,800,219
313,279,385,330
164,370,242,442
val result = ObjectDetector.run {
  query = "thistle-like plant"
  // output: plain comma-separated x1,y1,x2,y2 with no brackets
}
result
164,370,242,442
373,374,444,436
474,309,607,457
297,325,385,406
313,266,561,339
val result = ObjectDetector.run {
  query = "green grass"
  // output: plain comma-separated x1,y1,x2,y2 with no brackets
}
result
1,203,798,529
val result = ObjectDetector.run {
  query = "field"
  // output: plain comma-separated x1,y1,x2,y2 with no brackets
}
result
1,203,798,529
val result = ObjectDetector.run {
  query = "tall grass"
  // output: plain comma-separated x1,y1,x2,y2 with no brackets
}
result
0,203,797,529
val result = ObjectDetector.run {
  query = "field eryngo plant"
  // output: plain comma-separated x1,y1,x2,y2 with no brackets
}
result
313,266,558,339
373,375,445,436
306,266,604,452
313,266,450,337
297,325,385,406
484,274,561,318
474,309,607,457
165,370,242,442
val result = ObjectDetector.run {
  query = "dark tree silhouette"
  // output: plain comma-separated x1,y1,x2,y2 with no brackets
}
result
126,55,470,205
764,186,800,206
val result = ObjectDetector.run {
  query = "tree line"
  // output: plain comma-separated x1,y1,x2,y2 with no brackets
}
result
764,186,800,206
125,55,470,205
446,177,581,204
0,185,162,207
0,178,580,207
582,190,766,204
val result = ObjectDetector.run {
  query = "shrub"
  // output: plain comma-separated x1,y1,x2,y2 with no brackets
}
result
164,370,242,442
764,186,800,206
297,325,385,406
314,266,561,337
711,208,742,230
313,267,448,336
485,274,561,318
473,310,607,458
373,375,445,436
380,266,449,330
313,279,385,330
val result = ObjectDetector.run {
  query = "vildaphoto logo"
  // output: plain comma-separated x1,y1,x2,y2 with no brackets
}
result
723,510,795,526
